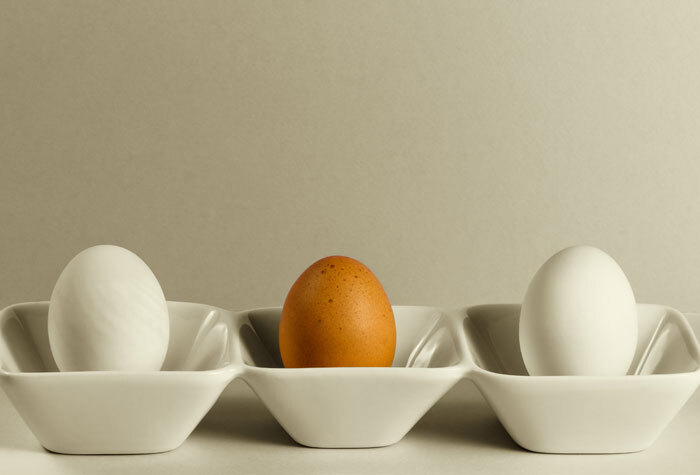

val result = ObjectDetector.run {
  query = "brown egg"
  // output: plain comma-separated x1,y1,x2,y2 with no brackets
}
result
279,256,396,368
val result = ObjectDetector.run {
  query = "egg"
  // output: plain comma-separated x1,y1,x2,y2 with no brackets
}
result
519,246,638,376
48,245,169,371
279,256,396,368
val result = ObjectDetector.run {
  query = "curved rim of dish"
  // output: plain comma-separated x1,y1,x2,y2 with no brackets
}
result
462,302,700,382
234,304,472,374
3,301,699,382
0,300,241,378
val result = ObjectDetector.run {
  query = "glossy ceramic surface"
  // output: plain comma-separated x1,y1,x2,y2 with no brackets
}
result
0,302,240,454
462,304,700,453
1,302,698,454
235,306,466,448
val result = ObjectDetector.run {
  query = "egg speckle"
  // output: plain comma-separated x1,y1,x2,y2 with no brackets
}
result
48,245,169,371
519,246,638,376
279,256,396,368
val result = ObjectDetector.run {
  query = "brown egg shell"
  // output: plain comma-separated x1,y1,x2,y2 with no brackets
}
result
279,256,396,368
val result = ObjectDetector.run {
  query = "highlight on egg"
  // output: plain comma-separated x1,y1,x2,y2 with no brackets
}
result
279,256,396,368
48,245,170,372
519,245,638,376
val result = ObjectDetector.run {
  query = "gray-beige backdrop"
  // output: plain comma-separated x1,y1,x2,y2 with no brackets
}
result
2,1,699,312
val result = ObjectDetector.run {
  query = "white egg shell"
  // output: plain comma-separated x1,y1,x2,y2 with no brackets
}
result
519,246,637,376
48,245,169,371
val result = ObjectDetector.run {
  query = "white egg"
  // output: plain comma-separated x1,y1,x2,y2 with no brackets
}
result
519,246,637,376
48,245,169,371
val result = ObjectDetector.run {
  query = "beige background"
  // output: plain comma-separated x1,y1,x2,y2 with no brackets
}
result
2,1,700,313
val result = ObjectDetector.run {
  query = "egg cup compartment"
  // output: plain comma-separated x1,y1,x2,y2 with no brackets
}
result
461,304,700,454
0,301,241,454
234,306,468,448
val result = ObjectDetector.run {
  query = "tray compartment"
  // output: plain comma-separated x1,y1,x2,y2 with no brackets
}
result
462,304,700,453
0,302,240,454
235,306,466,448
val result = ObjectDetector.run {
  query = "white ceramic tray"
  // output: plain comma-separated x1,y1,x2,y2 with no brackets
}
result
234,306,466,448
462,304,700,454
1,302,698,454
0,301,241,454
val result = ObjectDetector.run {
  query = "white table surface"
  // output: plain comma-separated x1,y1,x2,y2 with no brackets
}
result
3,318,700,475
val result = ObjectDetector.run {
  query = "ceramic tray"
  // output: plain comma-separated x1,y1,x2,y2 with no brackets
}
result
462,304,700,453
0,301,241,454
1,302,698,454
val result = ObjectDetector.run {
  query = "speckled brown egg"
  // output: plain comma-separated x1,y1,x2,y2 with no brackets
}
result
279,256,396,368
